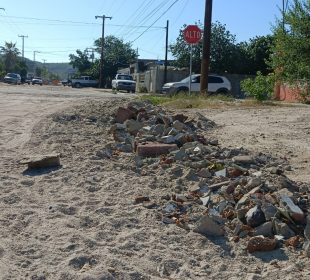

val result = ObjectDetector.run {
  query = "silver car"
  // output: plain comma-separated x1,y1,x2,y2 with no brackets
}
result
3,73,21,85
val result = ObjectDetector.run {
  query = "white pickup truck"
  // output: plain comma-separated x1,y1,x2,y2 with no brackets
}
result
71,76,99,88
111,74,136,93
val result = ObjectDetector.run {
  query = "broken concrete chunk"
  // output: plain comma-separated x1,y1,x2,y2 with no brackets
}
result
247,236,277,253
246,206,266,228
279,195,305,222
115,107,135,123
253,221,273,237
193,215,225,237
232,155,255,165
125,119,144,135
136,142,178,157
274,220,295,239
21,153,61,169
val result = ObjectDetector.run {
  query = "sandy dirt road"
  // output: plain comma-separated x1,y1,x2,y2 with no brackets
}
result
0,85,309,279
0,83,130,160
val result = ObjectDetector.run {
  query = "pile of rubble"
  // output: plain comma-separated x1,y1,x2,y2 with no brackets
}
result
107,101,309,256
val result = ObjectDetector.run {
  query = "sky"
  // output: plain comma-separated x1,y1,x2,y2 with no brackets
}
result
0,0,284,63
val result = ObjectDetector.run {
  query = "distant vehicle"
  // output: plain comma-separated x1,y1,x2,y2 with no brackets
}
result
111,74,136,93
3,73,21,85
61,79,72,86
32,77,43,86
71,76,98,88
161,74,232,95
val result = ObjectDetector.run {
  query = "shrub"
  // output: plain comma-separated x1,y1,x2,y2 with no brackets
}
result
241,71,275,101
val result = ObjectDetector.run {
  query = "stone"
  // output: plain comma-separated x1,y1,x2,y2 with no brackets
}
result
200,195,210,206
261,203,277,221
274,220,295,239
136,142,178,157
236,186,261,209
215,168,227,177
247,236,277,253
152,124,165,136
172,120,186,131
170,166,183,178
21,153,61,169
134,196,150,204
115,107,135,123
197,168,212,178
303,241,310,257
253,221,273,237
278,176,298,192
279,195,305,222
305,216,310,240
247,177,262,190
193,215,225,237
232,155,255,165
161,135,175,144
125,119,143,135
184,169,199,181
172,113,188,123
246,206,266,228
171,149,187,161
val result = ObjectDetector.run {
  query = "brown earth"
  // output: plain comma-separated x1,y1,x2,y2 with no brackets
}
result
0,87,309,279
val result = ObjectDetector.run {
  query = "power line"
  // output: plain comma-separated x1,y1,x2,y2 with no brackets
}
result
131,0,180,43
0,15,164,28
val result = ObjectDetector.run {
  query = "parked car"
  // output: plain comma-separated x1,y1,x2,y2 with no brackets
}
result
3,73,21,85
32,77,43,85
161,74,232,95
71,76,98,88
111,74,136,93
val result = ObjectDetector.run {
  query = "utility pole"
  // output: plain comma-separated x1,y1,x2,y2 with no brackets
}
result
95,15,112,88
200,0,213,95
33,51,41,74
164,20,169,85
86,48,96,63
18,35,28,60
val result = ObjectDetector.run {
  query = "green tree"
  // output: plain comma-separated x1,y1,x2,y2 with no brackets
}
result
270,0,310,99
93,35,137,82
69,49,92,74
0,41,20,72
170,22,274,75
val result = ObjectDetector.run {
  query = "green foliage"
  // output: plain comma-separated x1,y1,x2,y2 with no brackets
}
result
241,71,275,101
69,49,92,74
169,22,274,75
0,41,20,72
269,0,310,101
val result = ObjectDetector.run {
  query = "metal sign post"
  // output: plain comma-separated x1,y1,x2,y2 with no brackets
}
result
183,25,202,95
189,44,193,95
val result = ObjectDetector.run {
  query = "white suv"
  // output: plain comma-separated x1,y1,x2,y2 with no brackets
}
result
161,74,231,95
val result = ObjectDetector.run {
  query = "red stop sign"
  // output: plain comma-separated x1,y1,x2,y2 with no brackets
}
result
183,25,202,44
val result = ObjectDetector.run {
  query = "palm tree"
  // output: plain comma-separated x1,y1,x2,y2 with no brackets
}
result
0,41,20,72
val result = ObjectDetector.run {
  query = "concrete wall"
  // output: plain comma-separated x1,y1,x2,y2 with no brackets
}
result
135,67,254,97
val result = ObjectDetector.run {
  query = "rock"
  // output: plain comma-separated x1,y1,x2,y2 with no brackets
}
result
200,195,210,206
253,221,273,237
171,149,187,161
246,206,266,228
261,203,278,221
247,236,277,253
278,176,298,191
170,166,183,178
279,195,305,222
172,120,186,131
115,107,135,123
215,168,227,177
274,220,295,239
152,124,165,136
236,186,261,209
232,155,255,165
21,153,61,169
247,177,262,190
193,215,225,237
125,119,143,135
197,168,212,178
136,142,178,157
184,169,199,181
303,241,310,257
161,135,175,144
305,216,310,240
134,196,150,204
